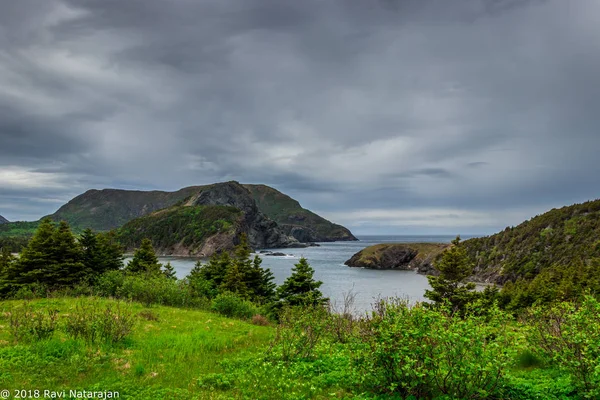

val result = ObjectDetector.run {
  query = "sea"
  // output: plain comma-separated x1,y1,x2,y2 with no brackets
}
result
156,235,470,313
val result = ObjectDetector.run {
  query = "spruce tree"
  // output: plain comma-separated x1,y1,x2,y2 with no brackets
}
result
50,221,85,286
245,255,276,303
126,238,162,275
162,262,177,280
198,251,232,289
0,247,15,295
220,262,250,298
10,218,57,286
425,236,477,314
80,229,123,282
278,257,327,306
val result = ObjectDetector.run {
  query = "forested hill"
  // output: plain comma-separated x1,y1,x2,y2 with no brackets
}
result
462,199,600,283
244,184,357,242
0,215,8,224
49,186,203,231
1,182,355,246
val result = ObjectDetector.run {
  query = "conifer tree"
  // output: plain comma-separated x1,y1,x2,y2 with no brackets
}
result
220,262,250,298
278,257,327,306
425,236,477,314
162,262,177,280
10,218,57,285
197,251,232,288
50,221,85,286
80,229,123,282
126,238,162,275
245,255,276,303
0,247,15,295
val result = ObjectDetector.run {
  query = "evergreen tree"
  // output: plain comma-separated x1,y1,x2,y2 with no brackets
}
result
245,255,276,303
220,262,250,298
95,231,124,274
126,238,162,275
50,221,85,286
80,229,123,282
0,247,15,295
9,218,57,286
197,251,232,289
278,257,327,306
425,236,477,314
162,262,177,280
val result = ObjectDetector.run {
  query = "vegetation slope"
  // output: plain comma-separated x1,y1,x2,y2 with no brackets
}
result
462,199,600,283
118,205,243,256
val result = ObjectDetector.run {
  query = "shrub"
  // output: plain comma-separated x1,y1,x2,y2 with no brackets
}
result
355,298,513,399
95,270,126,297
64,300,136,344
8,302,58,343
525,296,600,397
269,306,330,361
251,314,269,326
210,293,258,319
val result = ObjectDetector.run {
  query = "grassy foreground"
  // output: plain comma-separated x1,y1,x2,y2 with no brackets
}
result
0,297,283,399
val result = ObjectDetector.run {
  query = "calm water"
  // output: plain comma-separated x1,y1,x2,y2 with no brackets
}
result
156,235,466,313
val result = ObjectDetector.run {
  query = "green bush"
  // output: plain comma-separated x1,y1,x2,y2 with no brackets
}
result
95,270,126,297
210,293,259,320
269,306,330,361
355,298,514,399
64,299,136,344
7,302,58,343
525,296,600,397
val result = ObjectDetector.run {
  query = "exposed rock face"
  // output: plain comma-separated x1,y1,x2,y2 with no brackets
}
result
345,243,449,274
243,184,358,242
0,215,8,224
187,181,299,250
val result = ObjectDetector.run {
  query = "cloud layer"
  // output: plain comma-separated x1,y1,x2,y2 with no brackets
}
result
1,0,599,234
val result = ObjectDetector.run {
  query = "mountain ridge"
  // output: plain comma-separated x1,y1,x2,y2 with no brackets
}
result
0,215,8,224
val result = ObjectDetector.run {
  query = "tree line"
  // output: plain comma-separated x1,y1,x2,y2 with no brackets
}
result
0,219,327,310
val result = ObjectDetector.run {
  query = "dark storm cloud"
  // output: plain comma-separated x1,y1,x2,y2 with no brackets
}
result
1,0,599,234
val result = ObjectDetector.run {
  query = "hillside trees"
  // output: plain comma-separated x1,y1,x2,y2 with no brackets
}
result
425,236,477,313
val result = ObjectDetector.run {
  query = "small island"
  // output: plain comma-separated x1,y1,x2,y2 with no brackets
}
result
344,243,449,275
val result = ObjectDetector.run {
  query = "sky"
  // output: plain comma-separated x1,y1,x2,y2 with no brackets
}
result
1,0,599,235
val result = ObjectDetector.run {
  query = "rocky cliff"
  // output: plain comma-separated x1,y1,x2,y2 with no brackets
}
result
345,243,449,274
0,215,8,224
243,184,357,242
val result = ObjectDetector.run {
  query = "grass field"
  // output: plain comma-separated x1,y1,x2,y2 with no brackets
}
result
0,298,282,399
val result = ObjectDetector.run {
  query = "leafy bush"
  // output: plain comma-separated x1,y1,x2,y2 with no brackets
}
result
269,306,330,361
355,298,514,399
210,293,258,319
525,296,600,397
64,299,136,344
95,270,126,297
8,302,58,343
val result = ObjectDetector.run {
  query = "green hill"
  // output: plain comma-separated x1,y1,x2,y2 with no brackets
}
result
462,199,600,283
49,186,203,231
243,184,357,242
0,182,355,249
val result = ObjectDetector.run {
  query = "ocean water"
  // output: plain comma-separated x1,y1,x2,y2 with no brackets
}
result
157,235,464,313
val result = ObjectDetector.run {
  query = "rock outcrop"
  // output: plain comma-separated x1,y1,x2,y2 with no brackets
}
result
0,215,8,224
345,243,449,274
187,181,299,249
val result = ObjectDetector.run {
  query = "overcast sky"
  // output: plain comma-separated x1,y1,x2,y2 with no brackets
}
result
1,0,599,235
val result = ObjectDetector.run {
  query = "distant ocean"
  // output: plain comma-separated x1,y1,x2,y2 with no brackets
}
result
161,235,469,313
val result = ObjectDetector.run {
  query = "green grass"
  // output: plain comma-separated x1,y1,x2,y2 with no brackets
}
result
0,297,272,399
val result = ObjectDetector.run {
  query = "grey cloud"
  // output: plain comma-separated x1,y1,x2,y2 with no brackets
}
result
0,0,599,234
